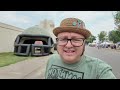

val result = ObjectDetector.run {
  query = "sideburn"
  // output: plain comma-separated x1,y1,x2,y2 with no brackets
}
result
56,44,59,54
81,44,85,56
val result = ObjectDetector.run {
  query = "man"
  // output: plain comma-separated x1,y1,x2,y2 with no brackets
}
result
45,18,116,79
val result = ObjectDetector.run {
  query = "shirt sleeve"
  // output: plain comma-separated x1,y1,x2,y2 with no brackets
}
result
96,59,117,79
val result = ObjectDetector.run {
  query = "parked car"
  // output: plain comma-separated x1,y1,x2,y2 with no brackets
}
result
110,44,116,49
100,42,113,48
116,42,120,49
88,43,96,47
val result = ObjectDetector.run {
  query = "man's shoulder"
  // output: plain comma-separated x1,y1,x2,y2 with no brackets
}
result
84,55,99,63
48,54,60,62
84,55,112,70
84,55,110,67
49,53,60,59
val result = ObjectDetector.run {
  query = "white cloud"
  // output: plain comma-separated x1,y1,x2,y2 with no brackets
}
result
51,11,114,27
0,11,31,27
0,11,17,22
89,17,116,37
60,11,113,22
53,11,116,36
0,11,116,34
33,11,61,20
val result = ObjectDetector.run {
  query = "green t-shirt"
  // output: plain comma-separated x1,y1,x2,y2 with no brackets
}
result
45,54,116,79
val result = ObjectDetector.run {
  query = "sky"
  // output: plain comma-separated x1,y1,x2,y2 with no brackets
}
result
0,11,116,39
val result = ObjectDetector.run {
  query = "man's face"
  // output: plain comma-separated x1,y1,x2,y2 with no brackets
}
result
57,32,85,64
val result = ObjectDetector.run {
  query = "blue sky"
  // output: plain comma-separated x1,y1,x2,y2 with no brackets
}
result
0,11,116,38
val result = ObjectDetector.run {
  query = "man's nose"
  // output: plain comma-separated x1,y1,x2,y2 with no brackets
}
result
65,40,73,47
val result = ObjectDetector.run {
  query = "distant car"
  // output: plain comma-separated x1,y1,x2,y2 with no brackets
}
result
116,42,120,49
88,43,96,47
100,42,113,48
110,44,116,49
117,42,120,46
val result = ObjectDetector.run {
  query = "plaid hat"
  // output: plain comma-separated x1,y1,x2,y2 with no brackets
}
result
53,18,91,39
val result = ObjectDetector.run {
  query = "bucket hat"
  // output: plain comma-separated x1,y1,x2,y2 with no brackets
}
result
53,18,91,39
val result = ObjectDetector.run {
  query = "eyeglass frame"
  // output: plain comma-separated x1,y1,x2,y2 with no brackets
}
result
56,38,85,47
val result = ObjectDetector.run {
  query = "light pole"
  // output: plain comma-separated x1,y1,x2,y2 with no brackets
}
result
104,36,108,48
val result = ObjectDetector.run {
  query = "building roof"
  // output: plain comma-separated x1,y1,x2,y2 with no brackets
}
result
0,22,24,32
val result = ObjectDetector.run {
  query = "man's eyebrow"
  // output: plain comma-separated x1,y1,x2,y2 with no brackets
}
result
58,36,68,38
71,36,84,38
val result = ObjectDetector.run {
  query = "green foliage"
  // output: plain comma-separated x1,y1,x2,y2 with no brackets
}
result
114,11,120,30
108,30,120,43
98,31,107,42
86,35,96,44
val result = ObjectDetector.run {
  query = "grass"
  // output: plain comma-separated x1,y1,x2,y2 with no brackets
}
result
0,52,32,67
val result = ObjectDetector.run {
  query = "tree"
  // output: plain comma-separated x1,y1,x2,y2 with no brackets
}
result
113,11,120,30
108,30,120,43
86,35,96,44
98,31,107,42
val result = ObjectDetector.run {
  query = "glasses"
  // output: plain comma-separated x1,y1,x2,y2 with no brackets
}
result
56,38,85,47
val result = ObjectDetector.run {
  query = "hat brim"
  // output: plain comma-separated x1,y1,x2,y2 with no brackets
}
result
53,27,91,39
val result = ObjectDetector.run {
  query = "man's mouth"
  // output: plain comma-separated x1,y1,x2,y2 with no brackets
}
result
63,50,75,55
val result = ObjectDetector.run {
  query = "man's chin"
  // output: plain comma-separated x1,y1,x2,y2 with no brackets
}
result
62,56,76,64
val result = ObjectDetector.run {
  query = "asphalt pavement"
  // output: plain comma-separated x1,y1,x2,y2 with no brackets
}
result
0,46,119,79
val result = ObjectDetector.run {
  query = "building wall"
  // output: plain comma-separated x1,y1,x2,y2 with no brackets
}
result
0,22,24,53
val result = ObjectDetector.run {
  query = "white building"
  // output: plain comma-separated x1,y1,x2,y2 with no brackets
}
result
0,22,24,53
